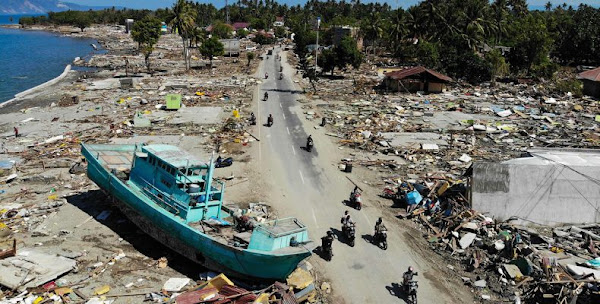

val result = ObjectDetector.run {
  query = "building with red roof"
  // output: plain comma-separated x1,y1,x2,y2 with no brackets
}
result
383,66,452,93
578,67,600,98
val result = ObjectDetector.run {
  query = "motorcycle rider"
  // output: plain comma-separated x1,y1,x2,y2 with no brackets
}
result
265,72,268,79
264,92,269,100
374,217,386,237
250,112,256,125
341,210,354,232
306,135,314,150
321,231,334,260
403,266,417,291
267,114,273,126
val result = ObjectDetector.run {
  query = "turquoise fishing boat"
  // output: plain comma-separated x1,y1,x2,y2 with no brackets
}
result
81,143,313,280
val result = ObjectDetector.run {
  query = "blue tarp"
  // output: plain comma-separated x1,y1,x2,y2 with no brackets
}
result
406,191,423,205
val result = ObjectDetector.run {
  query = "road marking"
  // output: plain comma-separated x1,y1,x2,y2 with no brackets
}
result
299,170,305,184
291,145,296,155
282,113,286,120
311,209,319,227
286,127,290,135
279,103,282,108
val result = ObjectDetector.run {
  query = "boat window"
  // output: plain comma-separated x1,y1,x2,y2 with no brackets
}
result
179,168,187,175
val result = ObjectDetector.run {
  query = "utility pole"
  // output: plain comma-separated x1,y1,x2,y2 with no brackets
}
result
225,0,230,24
315,17,320,71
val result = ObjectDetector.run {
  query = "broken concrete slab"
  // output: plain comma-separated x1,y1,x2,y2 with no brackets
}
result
0,248,76,289
459,232,477,249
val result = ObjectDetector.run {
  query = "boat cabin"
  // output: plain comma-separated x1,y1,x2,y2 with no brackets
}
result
130,145,225,223
248,218,311,252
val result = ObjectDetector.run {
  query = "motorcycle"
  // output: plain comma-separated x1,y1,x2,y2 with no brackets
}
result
307,139,314,152
343,224,356,247
265,73,268,79
349,190,362,210
267,115,273,127
280,66,283,72
373,229,388,250
215,156,233,168
249,116,257,125
279,73,283,80
321,236,333,261
263,92,268,101
406,280,418,304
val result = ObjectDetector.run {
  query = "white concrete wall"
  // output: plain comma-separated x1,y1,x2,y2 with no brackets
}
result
472,163,600,226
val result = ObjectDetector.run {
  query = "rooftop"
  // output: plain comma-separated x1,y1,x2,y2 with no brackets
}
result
504,148,600,167
143,144,210,169
384,66,453,82
578,67,600,81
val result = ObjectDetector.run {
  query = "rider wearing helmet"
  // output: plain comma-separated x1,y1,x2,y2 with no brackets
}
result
403,266,416,287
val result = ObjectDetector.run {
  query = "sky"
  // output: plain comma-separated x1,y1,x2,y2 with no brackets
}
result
66,0,600,10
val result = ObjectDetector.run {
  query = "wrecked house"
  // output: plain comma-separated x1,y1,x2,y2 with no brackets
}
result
470,149,600,226
220,38,240,56
383,66,452,93
578,66,600,98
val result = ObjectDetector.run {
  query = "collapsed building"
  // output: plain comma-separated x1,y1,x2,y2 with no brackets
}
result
470,149,600,226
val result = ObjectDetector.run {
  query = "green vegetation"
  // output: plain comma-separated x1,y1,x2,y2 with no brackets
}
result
131,16,162,72
319,36,363,75
555,78,583,97
246,52,255,67
17,0,600,83
200,37,225,68
211,21,233,39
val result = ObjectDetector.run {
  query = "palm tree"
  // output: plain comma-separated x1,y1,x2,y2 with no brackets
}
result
168,0,197,70
360,12,384,55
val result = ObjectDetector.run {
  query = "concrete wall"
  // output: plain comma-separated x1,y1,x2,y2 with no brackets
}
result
472,162,600,226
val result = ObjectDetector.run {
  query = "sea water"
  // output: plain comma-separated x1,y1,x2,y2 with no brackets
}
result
0,21,102,103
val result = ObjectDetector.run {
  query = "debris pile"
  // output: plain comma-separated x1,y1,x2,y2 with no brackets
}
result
382,177,600,303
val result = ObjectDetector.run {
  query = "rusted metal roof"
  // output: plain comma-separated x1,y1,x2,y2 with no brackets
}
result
384,66,453,82
578,67,600,81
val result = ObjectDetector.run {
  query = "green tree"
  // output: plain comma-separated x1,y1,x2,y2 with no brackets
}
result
211,21,233,39
168,0,197,70
236,28,249,38
190,27,205,48
335,36,363,71
246,51,255,66
73,11,92,32
274,26,286,38
506,14,556,77
131,16,162,72
485,49,509,84
252,33,275,45
200,36,225,67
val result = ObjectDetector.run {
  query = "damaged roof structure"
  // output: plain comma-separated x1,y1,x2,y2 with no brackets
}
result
383,66,452,93
470,149,600,226
578,67,600,98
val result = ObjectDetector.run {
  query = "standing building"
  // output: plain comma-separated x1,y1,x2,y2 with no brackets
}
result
578,67,600,98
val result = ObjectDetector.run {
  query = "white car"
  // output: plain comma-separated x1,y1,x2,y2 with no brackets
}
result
245,46,257,51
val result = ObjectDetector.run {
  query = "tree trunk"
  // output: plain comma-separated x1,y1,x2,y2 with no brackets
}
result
145,54,151,74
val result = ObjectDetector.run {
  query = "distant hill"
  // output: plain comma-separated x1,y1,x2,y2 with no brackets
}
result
0,0,124,15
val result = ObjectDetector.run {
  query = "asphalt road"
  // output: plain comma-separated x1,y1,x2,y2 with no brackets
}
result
254,47,465,303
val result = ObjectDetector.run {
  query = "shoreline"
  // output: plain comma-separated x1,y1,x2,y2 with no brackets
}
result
0,65,72,109
0,24,112,111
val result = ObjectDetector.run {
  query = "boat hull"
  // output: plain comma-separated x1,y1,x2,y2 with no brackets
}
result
82,145,311,280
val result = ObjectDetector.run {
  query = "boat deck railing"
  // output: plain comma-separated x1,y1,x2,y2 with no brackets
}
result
139,179,184,215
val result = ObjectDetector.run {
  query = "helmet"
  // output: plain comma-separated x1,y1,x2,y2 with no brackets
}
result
408,266,414,272
345,210,349,215
378,217,383,223
327,231,333,236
